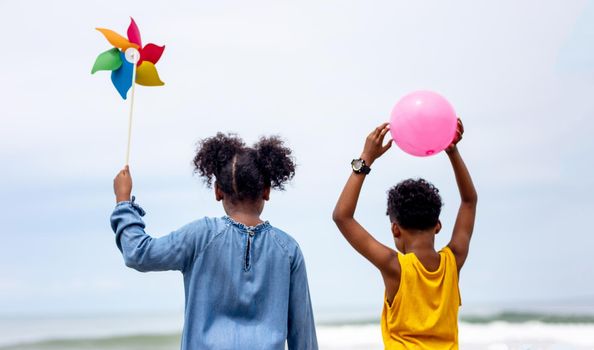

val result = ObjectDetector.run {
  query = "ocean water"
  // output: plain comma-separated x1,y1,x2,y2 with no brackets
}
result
1,313,594,350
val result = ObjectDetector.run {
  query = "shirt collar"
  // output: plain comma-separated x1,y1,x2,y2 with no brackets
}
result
223,216,271,234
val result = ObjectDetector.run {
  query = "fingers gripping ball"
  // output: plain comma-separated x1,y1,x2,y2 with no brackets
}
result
389,91,458,157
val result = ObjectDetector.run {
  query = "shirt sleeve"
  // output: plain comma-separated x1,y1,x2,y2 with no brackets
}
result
109,197,197,273
287,246,318,350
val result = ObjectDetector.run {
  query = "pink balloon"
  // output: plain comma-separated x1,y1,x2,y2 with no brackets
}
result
389,91,458,157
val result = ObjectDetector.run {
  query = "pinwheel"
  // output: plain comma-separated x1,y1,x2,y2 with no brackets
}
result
91,17,166,164
92,17,165,99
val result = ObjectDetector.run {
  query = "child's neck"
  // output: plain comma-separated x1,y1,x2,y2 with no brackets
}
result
223,201,264,227
401,230,436,255
400,232,441,271
404,241,435,255
228,212,263,227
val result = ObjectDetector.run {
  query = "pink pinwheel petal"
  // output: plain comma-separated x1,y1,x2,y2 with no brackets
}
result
127,17,142,47
139,43,165,65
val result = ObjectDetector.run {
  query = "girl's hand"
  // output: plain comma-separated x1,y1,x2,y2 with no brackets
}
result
114,165,132,203
446,118,464,154
361,122,392,166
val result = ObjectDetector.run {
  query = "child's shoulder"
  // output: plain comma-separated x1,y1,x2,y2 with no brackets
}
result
181,216,223,230
439,245,456,258
439,246,460,274
266,224,303,257
175,216,229,242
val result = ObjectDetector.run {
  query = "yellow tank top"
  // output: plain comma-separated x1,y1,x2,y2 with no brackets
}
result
381,246,460,350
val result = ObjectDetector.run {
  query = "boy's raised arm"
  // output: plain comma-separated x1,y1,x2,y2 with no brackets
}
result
332,123,399,277
445,120,478,271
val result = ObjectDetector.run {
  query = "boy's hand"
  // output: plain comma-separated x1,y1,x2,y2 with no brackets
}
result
445,118,464,154
361,122,392,166
114,165,132,203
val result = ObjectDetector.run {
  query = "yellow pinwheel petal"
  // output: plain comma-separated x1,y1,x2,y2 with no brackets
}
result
135,61,164,86
96,28,139,50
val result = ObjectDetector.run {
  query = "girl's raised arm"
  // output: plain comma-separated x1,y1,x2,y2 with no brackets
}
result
110,167,197,272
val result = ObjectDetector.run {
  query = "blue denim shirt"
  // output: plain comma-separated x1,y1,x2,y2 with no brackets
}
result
110,198,318,350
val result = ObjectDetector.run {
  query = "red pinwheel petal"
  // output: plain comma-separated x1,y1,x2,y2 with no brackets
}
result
139,43,165,65
127,17,142,47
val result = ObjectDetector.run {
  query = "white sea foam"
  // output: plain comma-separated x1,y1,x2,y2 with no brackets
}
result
2,315,594,350
459,322,594,349
317,324,383,349
314,323,594,350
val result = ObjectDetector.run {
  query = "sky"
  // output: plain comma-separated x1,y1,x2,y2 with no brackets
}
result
1,0,594,317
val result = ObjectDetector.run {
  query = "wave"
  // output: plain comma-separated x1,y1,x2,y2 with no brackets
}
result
0,333,180,350
4,322,594,350
316,311,594,326
461,311,594,324
3,313,594,350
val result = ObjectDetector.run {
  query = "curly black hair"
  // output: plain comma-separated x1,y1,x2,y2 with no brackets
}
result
386,178,443,230
193,132,296,202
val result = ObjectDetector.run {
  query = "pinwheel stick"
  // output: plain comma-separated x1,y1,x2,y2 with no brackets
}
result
125,67,136,165
124,48,140,165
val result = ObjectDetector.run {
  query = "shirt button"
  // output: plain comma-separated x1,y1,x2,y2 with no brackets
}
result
248,231,255,237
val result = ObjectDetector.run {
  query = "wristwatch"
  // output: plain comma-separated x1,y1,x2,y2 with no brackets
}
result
351,158,371,174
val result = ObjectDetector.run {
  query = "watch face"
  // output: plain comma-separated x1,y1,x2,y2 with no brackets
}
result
352,159,363,171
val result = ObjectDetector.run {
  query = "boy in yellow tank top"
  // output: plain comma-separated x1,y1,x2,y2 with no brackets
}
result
333,120,477,349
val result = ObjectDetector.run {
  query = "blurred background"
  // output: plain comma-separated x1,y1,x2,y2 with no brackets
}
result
1,0,594,349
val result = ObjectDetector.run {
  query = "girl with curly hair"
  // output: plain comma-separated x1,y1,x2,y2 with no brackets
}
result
110,133,318,350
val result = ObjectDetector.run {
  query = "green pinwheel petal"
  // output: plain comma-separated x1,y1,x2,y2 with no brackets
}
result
91,48,123,74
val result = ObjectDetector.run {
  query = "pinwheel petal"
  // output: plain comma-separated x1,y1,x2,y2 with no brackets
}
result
135,61,164,86
111,52,134,99
127,17,142,47
91,48,123,74
96,28,139,50
139,43,165,65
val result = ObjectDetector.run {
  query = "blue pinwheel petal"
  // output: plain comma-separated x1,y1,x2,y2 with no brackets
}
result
110,51,134,99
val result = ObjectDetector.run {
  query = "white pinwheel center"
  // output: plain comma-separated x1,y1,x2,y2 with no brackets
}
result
124,48,140,64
